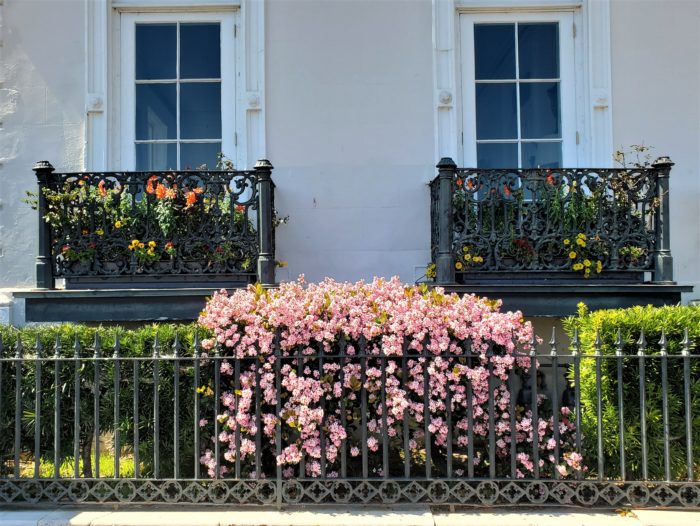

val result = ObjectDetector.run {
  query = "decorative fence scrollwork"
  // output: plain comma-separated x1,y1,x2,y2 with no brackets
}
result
430,158,674,284
32,160,277,289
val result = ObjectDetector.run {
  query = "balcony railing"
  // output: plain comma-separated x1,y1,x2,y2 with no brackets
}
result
430,158,675,285
33,160,276,289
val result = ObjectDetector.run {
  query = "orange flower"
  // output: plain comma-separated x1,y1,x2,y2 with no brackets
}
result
186,191,197,206
165,188,177,199
466,179,474,190
97,180,108,198
503,184,512,197
456,178,463,188
546,170,555,186
235,204,245,213
146,175,158,194
155,183,167,200
193,187,204,194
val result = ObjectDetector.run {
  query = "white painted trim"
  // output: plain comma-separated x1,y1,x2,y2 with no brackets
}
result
459,11,577,167
113,0,239,11
432,0,459,162
85,0,110,171
585,0,613,166
456,0,582,12
119,11,237,170
88,0,264,171
434,0,613,167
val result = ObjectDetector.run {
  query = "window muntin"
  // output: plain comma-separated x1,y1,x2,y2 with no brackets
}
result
134,22,223,170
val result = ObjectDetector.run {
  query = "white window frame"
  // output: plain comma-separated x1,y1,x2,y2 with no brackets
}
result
460,11,577,168
119,11,236,170
432,0,613,168
85,1,266,172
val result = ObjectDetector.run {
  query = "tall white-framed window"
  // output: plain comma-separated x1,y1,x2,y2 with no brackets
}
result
119,11,236,171
460,11,578,168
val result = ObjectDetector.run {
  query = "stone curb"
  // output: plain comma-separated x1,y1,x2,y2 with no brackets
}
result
0,507,698,526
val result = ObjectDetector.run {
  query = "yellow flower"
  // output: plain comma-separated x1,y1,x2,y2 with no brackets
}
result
569,251,577,259
573,263,584,271
576,238,586,247
465,254,472,261
96,228,104,236
584,259,591,267
462,246,469,253
596,260,603,273
577,233,587,240
115,221,123,229
138,243,145,249
131,239,139,245
148,241,156,248
455,261,463,270
563,239,571,246
474,256,484,263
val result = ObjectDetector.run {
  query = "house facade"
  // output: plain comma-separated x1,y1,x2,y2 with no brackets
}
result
0,0,698,324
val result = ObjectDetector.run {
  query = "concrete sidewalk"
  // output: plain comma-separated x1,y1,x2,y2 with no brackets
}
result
0,506,698,526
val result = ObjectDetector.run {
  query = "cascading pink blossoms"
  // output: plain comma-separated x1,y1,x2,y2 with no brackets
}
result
197,276,581,479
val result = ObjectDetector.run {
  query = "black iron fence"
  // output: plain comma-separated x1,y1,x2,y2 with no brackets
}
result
32,159,276,289
429,158,674,285
0,329,698,507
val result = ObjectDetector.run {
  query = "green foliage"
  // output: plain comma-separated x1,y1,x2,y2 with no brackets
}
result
563,304,700,480
0,323,213,478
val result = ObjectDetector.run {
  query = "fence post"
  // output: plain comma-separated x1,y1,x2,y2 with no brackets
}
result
33,161,55,289
255,159,276,287
652,156,674,283
436,157,456,284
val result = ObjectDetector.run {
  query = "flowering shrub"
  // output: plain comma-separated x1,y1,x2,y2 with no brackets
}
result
198,277,583,479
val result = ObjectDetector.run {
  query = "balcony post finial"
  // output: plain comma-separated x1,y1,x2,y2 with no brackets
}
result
651,156,674,283
33,161,55,289
435,157,457,284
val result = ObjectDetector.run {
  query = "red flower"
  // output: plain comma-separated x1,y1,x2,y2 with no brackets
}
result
456,178,463,188
146,175,158,195
503,184,512,197
97,180,108,198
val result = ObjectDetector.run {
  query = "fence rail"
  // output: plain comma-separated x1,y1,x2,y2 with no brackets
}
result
429,158,674,285
33,159,276,289
0,329,698,507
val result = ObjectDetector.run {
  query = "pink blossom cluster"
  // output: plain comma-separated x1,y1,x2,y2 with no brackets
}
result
197,277,581,479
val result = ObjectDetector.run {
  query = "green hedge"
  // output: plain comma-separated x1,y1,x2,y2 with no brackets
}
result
0,323,212,478
563,304,700,480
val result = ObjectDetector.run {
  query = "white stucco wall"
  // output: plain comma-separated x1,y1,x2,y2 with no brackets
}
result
0,0,698,300
0,0,85,288
267,0,434,284
609,0,700,299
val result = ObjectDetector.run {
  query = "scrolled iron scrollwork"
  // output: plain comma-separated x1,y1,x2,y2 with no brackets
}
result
38,169,264,283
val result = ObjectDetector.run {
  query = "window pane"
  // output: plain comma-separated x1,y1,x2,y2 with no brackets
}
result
181,142,222,170
181,23,221,79
518,23,559,79
136,24,176,80
180,83,222,140
520,82,560,139
522,142,562,168
136,84,177,140
474,24,515,80
136,143,177,171
477,142,518,168
476,83,517,140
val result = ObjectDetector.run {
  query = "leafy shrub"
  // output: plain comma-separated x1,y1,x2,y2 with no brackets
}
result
0,323,212,478
563,303,700,480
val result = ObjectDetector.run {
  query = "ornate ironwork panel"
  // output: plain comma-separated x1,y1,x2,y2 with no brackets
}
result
431,166,665,281
38,169,263,283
